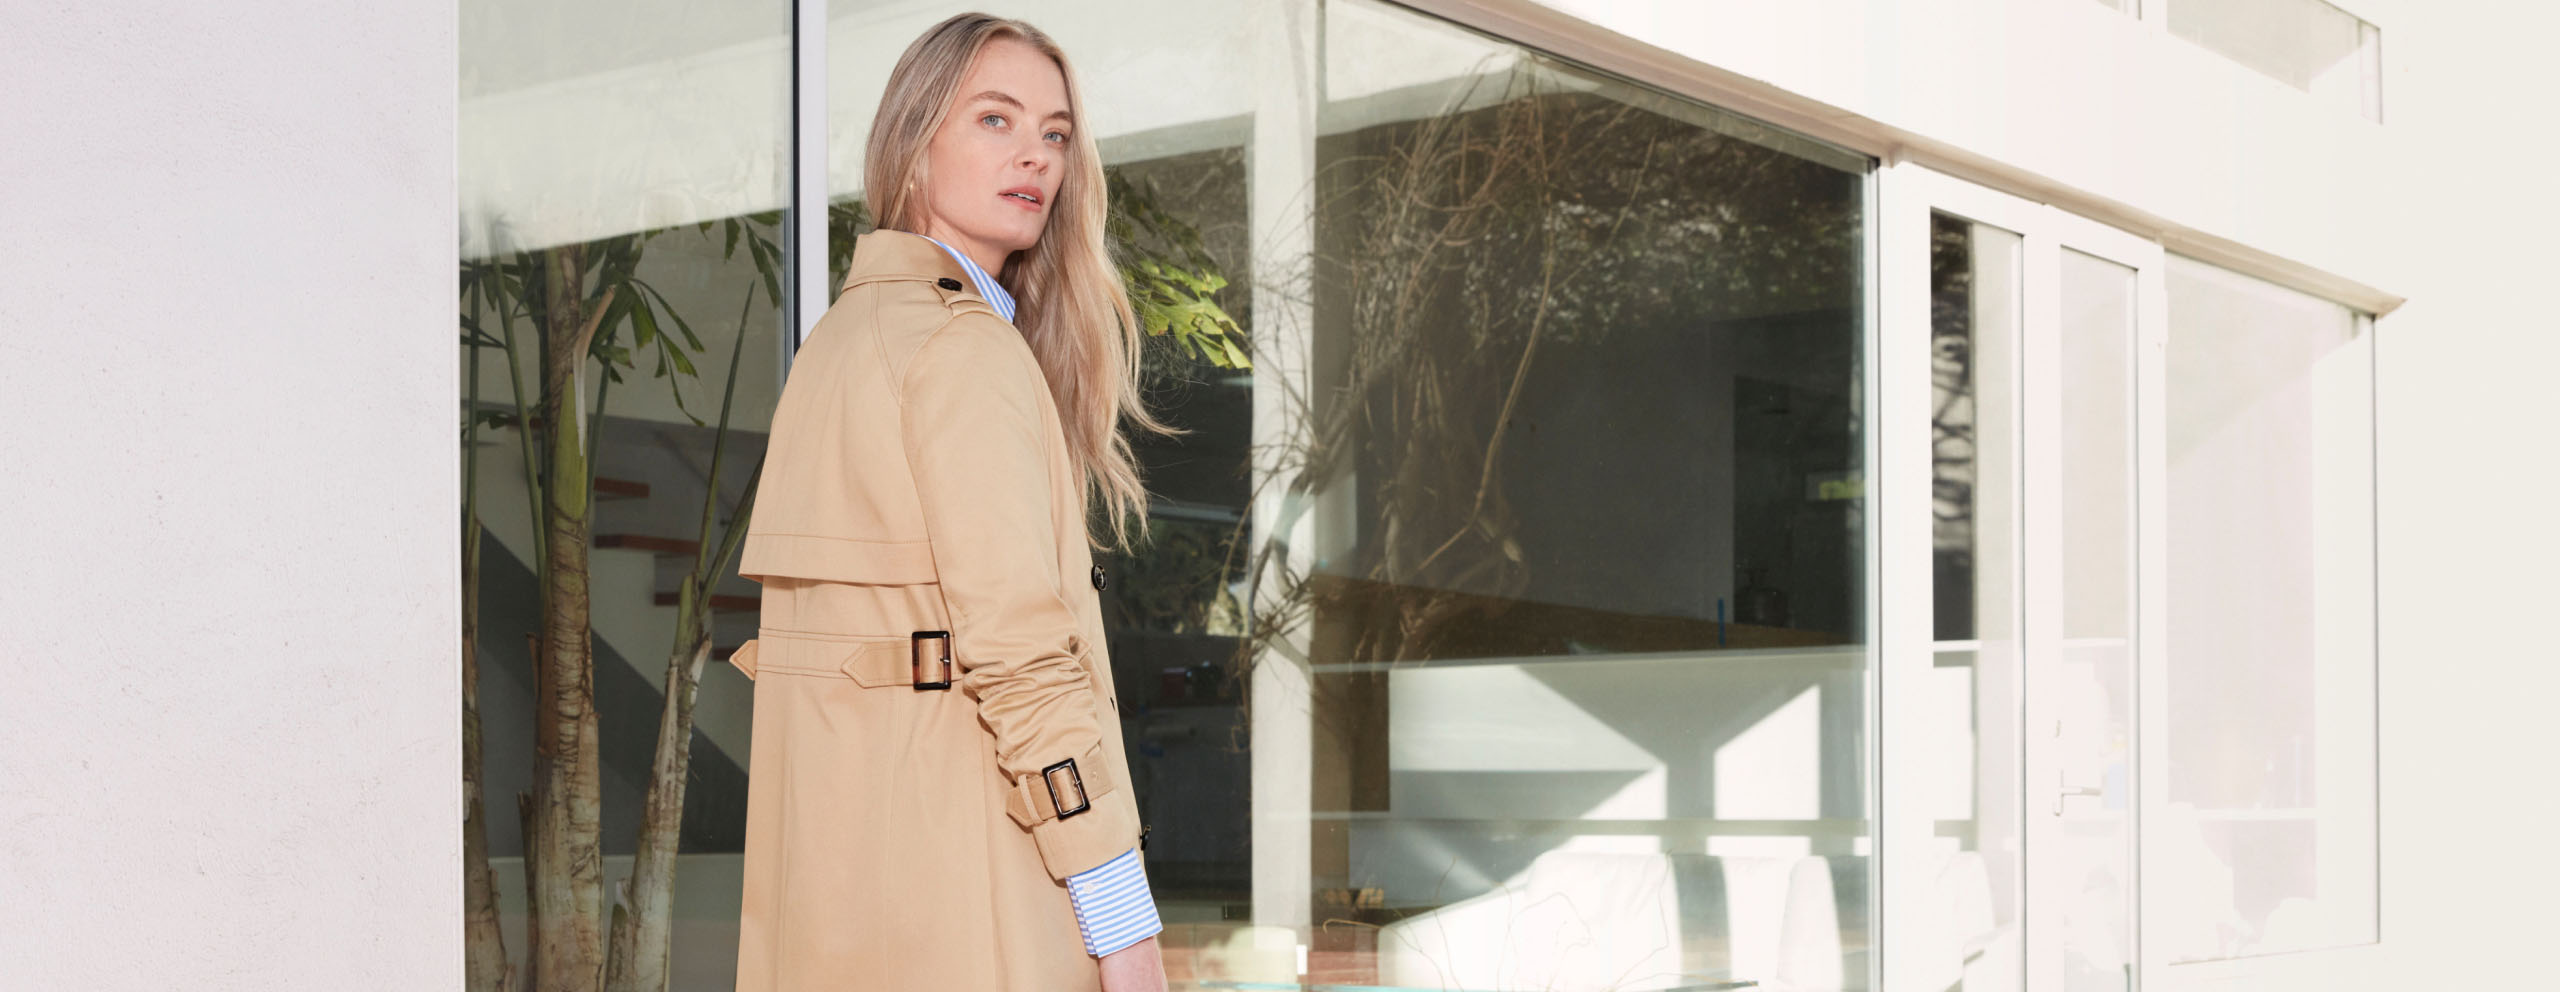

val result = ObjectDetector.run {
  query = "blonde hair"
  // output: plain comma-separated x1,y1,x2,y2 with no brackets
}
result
866,12,1179,553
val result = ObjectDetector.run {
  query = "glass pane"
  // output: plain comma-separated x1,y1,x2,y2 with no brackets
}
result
2054,248,2137,992
1926,212,2025,991
2160,255,2376,961
1932,214,2023,645
2167,0,2383,122
1272,1,1872,987
459,0,792,980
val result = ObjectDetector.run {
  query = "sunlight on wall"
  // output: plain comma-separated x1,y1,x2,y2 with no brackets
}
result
1715,685,1823,821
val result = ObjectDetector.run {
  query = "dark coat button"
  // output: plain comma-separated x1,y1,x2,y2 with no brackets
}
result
937,276,963,290
1091,564,1108,590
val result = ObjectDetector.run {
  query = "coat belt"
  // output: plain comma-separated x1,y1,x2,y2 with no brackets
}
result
724,632,939,687
724,637,1120,830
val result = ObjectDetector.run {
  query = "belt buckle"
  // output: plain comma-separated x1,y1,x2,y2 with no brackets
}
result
911,630,953,690
1042,757,1090,819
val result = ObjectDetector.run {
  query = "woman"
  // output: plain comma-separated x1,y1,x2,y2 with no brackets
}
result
726,13,1176,991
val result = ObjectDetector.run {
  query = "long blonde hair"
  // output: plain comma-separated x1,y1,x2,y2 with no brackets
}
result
866,12,1179,553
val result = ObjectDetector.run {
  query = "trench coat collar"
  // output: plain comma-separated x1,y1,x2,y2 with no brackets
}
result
841,227,996,299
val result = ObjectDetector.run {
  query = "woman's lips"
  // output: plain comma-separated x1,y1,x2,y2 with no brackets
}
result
999,188,1043,211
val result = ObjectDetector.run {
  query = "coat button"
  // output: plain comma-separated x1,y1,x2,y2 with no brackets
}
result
1091,564,1108,590
937,276,963,290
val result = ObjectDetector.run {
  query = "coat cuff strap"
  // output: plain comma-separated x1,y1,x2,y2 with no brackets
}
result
1004,742,1116,828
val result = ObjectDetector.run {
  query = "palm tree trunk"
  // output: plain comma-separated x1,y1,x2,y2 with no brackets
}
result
531,245,613,992
604,584,711,992
604,287,761,992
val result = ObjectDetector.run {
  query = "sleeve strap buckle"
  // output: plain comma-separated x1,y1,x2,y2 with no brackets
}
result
1043,757,1091,819
1005,741,1116,827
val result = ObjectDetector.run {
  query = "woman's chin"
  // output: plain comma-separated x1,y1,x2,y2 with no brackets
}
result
979,215,1044,247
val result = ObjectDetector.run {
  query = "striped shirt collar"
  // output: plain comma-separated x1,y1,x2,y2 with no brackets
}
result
917,233,1017,324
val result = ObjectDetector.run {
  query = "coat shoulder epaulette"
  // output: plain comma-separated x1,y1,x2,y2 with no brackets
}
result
866,275,1009,392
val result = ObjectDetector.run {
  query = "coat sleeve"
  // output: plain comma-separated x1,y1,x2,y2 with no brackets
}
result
899,313,1141,883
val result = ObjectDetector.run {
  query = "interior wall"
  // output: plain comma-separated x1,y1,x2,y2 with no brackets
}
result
0,1,460,989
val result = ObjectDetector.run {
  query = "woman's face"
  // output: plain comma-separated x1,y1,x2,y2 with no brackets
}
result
916,37,1072,274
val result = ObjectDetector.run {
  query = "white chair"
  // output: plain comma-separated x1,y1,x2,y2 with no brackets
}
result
1374,849,1891,991
1771,856,1844,991
1376,849,1694,991
1187,924,1304,984
1714,855,1803,985
1930,851,2019,992
1719,854,1870,992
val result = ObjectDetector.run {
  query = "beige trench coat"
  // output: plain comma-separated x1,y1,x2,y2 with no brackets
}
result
727,228,1143,991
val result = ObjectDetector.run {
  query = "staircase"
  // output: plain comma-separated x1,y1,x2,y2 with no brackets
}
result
467,415,762,857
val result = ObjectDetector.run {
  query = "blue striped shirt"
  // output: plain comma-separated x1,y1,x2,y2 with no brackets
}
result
918,232,1161,958
1063,845,1164,957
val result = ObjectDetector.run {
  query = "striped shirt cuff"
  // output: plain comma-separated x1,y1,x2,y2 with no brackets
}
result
1063,845,1163,958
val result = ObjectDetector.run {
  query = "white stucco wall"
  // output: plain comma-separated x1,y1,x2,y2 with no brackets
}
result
2348,13,2560,988
0,1,458,989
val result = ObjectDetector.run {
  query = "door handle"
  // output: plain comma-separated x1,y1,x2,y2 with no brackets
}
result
2052,770,2104,816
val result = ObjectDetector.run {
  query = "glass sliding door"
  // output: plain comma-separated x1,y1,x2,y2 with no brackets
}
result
1923,211,2030,992
1882,168,2039,992
1883,165,2166,992
2032,244,2147,992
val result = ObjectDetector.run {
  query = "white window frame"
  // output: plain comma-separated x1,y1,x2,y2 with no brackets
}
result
1881,160,2383,992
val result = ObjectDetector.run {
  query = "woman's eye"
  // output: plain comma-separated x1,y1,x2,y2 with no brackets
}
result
1044,131,1068,144
980,112,1006,128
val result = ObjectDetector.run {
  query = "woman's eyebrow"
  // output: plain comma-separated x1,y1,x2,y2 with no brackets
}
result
965,89,1073,125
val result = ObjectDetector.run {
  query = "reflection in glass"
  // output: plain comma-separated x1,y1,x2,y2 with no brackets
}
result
1926,212,2025,991
1211,1,1876,986
2054,248,2137,992
2160,256,2375,962
460,0,791,985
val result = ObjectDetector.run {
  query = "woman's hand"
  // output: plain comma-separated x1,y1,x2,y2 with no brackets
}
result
1098,933,1167,992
